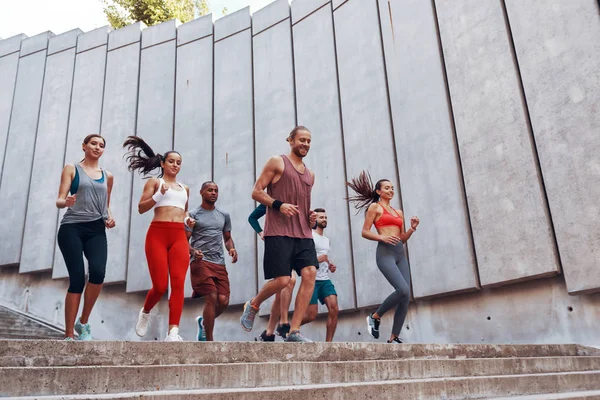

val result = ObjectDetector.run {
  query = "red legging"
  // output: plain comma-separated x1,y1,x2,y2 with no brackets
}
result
143,221,189,326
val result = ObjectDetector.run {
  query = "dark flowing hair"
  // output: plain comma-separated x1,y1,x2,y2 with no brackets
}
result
346,170,391,214
122,136,180,178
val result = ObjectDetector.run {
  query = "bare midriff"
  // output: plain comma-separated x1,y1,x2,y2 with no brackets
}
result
376,225,402,239
152,206,186,223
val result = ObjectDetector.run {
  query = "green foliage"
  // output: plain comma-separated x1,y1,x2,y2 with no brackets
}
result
102,0,210,29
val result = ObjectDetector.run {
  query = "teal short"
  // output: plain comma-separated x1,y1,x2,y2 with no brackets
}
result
310,279,337,305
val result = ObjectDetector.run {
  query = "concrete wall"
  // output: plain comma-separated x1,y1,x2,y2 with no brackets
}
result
0,0,598,344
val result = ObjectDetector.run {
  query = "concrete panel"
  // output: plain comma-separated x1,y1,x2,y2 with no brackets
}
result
0,47,48,266
174,25,213,298
141,20,177,49
378,0,478,298
108,22,145,51
77,26,110,53
20,32,54,57
99,25,143,284
505,0,600,294
53,30,108,279
293,3,356,312
0,34,26,57
126,28,176,293
253,0,290,35
291,0,329,24
177,15,212,46
435,0,559,287
214,7,251,42
213,29,256,306
333,0,398,308
332,0,348,11
0,49,21,186
48,29,82,55
20,35,77,274
253,10,296,315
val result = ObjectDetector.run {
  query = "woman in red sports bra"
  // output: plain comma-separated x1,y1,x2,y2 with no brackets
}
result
347,171,419,344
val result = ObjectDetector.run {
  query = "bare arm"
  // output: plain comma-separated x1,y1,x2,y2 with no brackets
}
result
56,164,76,209
105,171,116,228
361,203,402,245
397,210,415,242
138,178,160,214
223,231,237,263
252,156,281,206
184,185,189,212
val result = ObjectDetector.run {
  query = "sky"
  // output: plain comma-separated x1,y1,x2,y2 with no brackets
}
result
0,0,276,39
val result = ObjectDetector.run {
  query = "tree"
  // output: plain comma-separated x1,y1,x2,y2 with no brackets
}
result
102,0,210,29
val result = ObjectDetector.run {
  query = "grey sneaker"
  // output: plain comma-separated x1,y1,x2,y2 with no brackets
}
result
366,313,380,339
240,300,258,332
285,330,313,343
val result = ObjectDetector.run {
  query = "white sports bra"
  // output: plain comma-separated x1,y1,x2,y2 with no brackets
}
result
154,178,187,210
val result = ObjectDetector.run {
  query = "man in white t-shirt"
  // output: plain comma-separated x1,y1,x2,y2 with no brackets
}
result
302,208,338,341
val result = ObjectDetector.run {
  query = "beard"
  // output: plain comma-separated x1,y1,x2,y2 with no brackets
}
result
292,146,308,158
317,222,327,229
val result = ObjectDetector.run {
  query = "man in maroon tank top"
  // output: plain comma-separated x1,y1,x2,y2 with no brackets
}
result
240,126,318,342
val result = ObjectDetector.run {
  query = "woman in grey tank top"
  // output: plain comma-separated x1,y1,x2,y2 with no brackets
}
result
55,134,115,341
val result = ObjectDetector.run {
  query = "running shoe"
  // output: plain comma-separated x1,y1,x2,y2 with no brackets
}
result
255,330,275,342
165,327,183,342
366,313,380,339
135,308,151,337
64,337,74,341
196,316,207,342
285,330,313,343
240,300,259,332
75,319,92,341
387,337,403,344
275,323,291,339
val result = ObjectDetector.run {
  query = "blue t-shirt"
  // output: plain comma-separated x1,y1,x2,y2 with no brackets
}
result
187,206,232,265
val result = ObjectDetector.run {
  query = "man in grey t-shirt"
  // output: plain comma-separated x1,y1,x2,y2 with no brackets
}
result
186,181,237,341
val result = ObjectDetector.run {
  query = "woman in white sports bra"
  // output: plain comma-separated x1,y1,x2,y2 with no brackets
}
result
123,136,195,342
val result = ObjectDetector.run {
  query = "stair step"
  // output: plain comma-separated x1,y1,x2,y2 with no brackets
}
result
2,340,599,367
14,371,600,400
3,357,600,397
488,390,600,399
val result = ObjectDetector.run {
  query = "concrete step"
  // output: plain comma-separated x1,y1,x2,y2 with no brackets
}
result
2,340,599,367
3,357,600,397
14,371,600,400
488,390,600,399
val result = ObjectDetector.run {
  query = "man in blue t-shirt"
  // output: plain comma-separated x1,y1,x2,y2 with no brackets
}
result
186,181,237,341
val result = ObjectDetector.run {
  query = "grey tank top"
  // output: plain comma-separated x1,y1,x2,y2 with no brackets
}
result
263,154,314,239
61,164,108,225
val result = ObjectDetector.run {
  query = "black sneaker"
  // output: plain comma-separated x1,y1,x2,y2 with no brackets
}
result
276,323,291,339
366,313,380,339
255,330,275,342
387,337,402,344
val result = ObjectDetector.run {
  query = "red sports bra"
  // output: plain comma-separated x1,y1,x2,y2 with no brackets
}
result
374,204,403,230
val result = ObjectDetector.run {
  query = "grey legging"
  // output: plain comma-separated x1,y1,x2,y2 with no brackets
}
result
375,242,411,336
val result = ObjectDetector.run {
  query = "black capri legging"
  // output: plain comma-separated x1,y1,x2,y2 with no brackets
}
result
57,219,107,293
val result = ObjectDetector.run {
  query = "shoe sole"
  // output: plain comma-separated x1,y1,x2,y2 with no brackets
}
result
366,316,379,339
240,302,253,332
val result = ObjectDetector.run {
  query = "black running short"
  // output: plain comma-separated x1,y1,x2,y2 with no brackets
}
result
263,236,318,279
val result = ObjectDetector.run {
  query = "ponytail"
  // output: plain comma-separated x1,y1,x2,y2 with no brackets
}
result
123,136,178,178
346,170,389,214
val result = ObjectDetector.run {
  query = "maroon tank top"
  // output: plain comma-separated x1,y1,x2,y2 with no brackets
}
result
263,154,314,239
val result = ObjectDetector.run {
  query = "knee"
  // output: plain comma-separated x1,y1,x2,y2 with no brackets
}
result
301,266,317,281
306,308,318,322
329,303,339,317
273,276,290,290
288,274,297,289
68,280,85,294
395,287,410,303
87,265,105,285
218,295,229,309
205,292,218,305
154,282,169,297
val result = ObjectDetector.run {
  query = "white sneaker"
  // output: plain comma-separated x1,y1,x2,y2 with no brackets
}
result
135,308,151,337
165,327,183,342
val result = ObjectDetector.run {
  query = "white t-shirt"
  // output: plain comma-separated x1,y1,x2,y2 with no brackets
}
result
312,230,331,281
